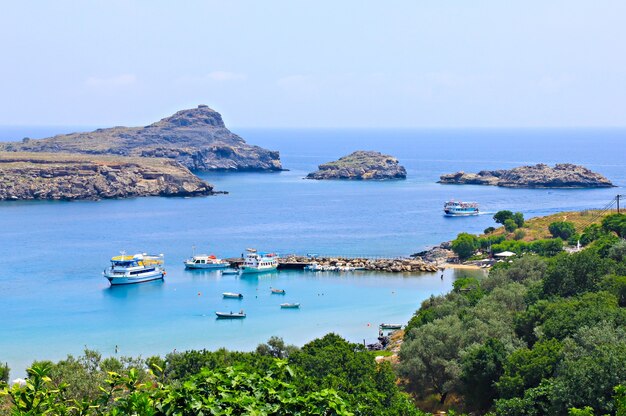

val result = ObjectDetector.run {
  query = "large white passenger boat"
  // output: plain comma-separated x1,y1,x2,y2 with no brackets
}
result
103,253,165,285
240,248,278,274
444,200,479,216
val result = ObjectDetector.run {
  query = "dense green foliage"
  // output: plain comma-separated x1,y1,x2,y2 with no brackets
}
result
548,221,577,240
0,364,8,385
493,210,524,228
401,229,626,415
1,335,422,416
451,232,479,260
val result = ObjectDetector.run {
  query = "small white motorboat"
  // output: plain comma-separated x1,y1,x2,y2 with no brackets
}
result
280,303,300,309
223,292,243,299
216,311,246,319
271,288,286,294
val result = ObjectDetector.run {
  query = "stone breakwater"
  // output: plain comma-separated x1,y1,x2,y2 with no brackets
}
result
439,163,614,188
279,255,439,273
0,152,214,201
306,150,406,180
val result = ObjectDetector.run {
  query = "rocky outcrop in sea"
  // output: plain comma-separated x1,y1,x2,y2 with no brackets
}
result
306,151,407,180
439,163,614,188
0,152,214,201
0,105,282,172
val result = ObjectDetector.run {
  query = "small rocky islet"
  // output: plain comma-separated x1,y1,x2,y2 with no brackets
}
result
306,151,407,180
439,163,614,188
0,152,214,201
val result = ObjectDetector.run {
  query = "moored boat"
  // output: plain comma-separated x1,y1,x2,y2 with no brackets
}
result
221,268,240,275
103,252,165,285
280,303,300,309
223,292,243,299
184,252,229,270
271,288,286,294
380,323,402,330
240,248,279,274
216,311,246,319
444,200,479,216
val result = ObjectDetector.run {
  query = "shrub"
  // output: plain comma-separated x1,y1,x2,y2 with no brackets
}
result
513,229,526,240
484,227,496,234
452,233,479,260
548,221,576,240
513,212,525,228
505,219,518,232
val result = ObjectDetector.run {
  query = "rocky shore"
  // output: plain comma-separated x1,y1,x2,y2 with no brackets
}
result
306,151,406,180
0,152,215,201
439,163,614,188
279,255,439,273
0,105,282,172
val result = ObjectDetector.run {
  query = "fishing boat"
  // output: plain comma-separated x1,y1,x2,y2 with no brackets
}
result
221,268,240,275
240,248,279,274
215,311,246,319
271,288,286,294
380,323,402,330
444,200,479,216
280,303,300,309
223,292,243,299
103,252,165,285
184,247,230,269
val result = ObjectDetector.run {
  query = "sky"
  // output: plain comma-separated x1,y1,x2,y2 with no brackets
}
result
1,1,625,128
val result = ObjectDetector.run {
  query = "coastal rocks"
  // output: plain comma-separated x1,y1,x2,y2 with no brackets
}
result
0,105,282,172
411,244,457,264
439,163,614,188
306,151,407,180
0,152,214,201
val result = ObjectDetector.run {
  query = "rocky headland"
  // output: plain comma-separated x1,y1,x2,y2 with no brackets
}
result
0,105,282,171
0,152,215,201
439,163,614,188
306,151,406,180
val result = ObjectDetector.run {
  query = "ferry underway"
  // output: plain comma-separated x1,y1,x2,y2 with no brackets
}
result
103,253,165,285
444,200,479,216
184,254,229,270
240,248,278,274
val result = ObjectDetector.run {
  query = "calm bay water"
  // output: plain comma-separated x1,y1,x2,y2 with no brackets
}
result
0,127,624,377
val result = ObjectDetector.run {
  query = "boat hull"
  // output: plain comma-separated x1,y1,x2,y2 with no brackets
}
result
280,303,300,309
105,271,165,286
240,265,278,274
184,262,229,270
215,312,246,319
444,210,480,217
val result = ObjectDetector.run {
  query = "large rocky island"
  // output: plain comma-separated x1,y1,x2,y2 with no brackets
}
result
0,152,214,201
439,163,614,188
0,105,282,171
306,151,407,180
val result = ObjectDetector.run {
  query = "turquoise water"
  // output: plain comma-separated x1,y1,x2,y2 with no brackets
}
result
0,127,624,377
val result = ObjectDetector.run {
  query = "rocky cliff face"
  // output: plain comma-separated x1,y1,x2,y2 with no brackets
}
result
0,105,282,171
306,151,407,180
0,152,214,201
439,163,614,188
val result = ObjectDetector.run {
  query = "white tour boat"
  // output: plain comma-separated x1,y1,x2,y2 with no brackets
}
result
184,253,229,270
443,200,480,216
103,252,165,285
239,248,279,274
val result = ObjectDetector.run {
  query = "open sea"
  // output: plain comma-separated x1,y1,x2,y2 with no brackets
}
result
1,127,625,377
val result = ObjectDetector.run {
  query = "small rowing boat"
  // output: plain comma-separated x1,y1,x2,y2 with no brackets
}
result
271,288,286,294
223,292,243,299
221,269,240,275
280,303,300,309
216,311,246,319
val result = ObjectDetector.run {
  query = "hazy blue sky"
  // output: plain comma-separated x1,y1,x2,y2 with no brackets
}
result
1,1,625,128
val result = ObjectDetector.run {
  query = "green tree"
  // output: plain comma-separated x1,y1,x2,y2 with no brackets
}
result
548,221,577,240
542,249,611,297
504,219,518,232
580,223,605,245
451,232,479,260
513,212,525,228
484,226,496,234
494,210,514,225
256,336,299,359
602,213,626,238
460,338,507,411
